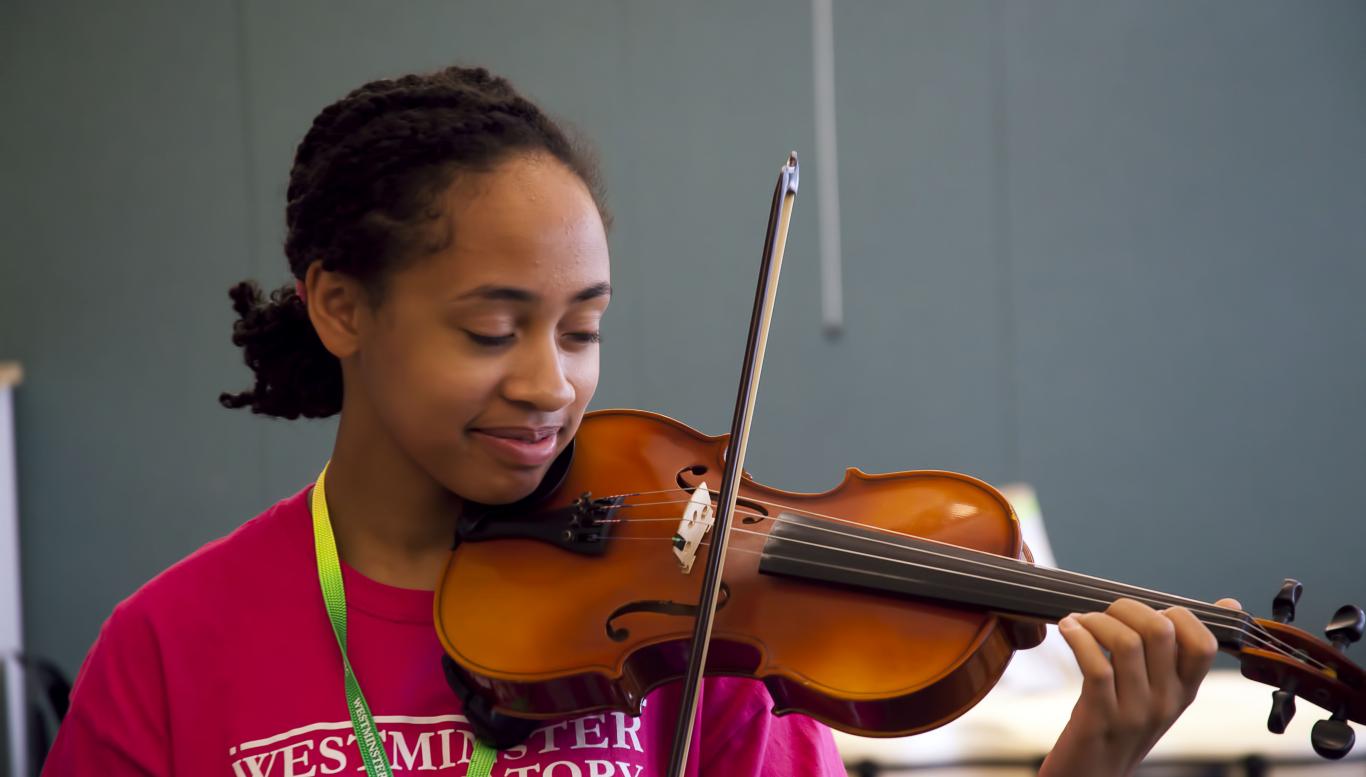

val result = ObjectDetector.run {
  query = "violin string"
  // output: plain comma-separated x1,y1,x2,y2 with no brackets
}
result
607,523,1314,668
608,490,1247,624
611,490,1308,667
606,485,1287,648
655,497,1309,668
603,492,1309,668
606,488,706,502
612,497,717,509
726,524,1324,671
607,516,1306,665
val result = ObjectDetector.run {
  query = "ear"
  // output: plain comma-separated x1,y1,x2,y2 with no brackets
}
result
302,262,368,360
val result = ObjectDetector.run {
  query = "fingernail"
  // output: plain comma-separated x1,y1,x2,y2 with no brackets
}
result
1058,615,1077,630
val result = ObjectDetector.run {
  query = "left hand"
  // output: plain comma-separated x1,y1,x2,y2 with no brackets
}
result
1038,596,1241,777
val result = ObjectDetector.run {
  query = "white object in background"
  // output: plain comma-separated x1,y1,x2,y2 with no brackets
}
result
992,483,1080,693
833,669,1363,775
811,0,844,336
1,361,27,777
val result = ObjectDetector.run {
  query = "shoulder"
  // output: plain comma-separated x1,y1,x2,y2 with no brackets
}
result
118,485,314,622
48,487,316,775
129,486,311,606
60,484,315,713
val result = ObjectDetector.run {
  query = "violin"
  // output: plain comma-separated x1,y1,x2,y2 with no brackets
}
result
437,409,1366,753
435,154,1366,770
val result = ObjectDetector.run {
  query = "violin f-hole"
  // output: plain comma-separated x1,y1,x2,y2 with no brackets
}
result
736,498,769,524
676,465,708,491
675,465,769,524
605,582,732,642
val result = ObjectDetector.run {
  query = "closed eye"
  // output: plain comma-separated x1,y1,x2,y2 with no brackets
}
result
464,331,515,347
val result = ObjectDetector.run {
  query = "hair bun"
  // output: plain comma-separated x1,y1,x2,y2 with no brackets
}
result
218,280,342,419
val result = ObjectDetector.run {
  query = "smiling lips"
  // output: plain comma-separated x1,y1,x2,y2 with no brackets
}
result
469,425,563,467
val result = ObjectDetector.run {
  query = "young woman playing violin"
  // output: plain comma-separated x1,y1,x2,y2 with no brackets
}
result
45,65,1241,777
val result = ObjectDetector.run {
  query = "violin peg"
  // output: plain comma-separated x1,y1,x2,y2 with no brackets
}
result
1272,578,1303,624
1325,604,1364,652
1267,689,1296,734
1311,711,1355,759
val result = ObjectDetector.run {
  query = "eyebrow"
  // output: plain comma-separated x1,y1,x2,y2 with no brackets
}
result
455,282,612,304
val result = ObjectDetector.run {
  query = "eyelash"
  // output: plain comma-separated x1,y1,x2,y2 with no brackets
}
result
464,331,601,347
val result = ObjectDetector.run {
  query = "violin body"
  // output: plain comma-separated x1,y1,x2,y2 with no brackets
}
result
437,408,1046,737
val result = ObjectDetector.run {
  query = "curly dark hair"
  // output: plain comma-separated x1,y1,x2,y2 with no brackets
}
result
219,65,609,419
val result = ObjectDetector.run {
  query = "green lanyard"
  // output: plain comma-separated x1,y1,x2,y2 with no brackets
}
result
310,464,498,777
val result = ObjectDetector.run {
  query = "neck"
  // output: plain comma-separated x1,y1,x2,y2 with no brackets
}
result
321,394,463,591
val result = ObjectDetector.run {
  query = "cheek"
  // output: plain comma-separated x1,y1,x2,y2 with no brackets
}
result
369,331,498,441
567,351,600,407
412,357,503,433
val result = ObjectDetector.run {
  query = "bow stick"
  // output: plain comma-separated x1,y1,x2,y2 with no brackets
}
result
666,152,801,776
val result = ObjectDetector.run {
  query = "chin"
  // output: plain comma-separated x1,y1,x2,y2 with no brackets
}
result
453,467,547,506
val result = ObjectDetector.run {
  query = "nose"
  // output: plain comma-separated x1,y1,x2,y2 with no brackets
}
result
501,332,575,412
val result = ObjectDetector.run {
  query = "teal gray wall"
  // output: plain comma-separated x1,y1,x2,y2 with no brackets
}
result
2,1,1364,688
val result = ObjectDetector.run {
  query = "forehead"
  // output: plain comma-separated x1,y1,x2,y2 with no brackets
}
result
401,153,610,297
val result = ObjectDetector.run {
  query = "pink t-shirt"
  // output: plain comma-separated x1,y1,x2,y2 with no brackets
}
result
43,485,846,776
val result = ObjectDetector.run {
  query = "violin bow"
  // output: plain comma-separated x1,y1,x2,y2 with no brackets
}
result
665,152,801,777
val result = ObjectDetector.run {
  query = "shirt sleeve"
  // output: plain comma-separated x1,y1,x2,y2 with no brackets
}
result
698,679,846,777
41,600,170,776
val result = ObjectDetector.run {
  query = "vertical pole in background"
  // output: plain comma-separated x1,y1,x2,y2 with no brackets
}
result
812,0,844,337
0,363,27,777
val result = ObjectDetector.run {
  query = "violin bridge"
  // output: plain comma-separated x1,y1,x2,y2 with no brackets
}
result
672,482,714,574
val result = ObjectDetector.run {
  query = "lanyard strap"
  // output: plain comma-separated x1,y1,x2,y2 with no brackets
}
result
310,464,498,777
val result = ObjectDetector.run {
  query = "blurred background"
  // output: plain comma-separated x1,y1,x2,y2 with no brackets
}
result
1,0,1364,774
